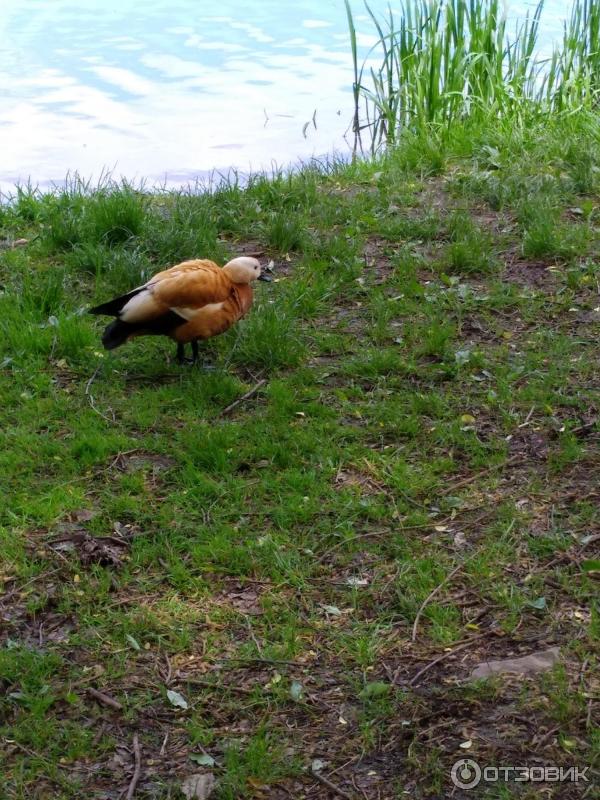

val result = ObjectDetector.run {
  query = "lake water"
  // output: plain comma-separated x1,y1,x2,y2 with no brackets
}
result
0,0,568,191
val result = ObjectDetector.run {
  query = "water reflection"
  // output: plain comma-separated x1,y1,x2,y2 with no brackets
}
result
0,0,569,190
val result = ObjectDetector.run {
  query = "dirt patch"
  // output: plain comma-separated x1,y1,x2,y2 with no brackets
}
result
363,237,396,284
0,575,75,649
48,530,130,568
109,450,175,474
216,580,265,616
458,314,494,343
334,467,386,496
502,255,561,288
508,428,552,461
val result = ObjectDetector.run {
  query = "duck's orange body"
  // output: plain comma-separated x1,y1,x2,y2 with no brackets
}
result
89,256,266,363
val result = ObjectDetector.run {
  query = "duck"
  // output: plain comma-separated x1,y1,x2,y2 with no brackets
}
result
89,256,270,363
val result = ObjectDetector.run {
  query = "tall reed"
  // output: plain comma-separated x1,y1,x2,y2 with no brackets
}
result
345,0,600,152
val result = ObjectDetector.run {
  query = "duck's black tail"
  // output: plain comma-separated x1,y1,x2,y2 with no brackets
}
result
89,287,143,317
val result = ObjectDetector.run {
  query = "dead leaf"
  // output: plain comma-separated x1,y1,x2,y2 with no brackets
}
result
290,680,303,701
219,584,263,616
108,746,133,771
181,773,216,800
346,576,369,587
470,647,560,680
453,531,467,547
527,596,547,611
166,689,189,709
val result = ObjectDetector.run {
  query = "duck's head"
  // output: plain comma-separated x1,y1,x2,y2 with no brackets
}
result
222,256,271,284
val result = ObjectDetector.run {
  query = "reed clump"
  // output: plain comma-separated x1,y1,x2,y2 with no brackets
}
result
345,0,600,151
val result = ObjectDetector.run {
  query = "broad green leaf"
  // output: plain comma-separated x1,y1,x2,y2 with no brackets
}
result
359,681,391,699
582,560,600,573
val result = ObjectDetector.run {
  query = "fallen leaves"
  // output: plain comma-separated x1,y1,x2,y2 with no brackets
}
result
49,530,130,567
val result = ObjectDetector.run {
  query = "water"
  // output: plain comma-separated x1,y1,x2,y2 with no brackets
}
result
0,0,567,191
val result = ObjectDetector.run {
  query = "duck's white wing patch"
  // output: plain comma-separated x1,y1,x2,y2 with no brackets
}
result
171,302,225,321
120,288,158,322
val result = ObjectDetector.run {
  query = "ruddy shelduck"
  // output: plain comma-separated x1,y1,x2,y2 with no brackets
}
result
89,256,270,363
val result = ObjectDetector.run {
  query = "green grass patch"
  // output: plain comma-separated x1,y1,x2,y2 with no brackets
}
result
1,112,599,797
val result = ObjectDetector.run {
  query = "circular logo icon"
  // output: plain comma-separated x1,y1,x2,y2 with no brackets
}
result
451,759,482,790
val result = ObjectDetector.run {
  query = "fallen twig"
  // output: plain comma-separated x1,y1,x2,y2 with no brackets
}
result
412,562,466,641
85,366,115,423
102,448,143,472
535,726,559,747
317,522,442,563
0,567,63,606
221,656,303,667
162,653,173,686
311,767,355,800
219,379,266,416
245,618,264,656
87,687,123,711
408,633,488,687
85,365,100,398
441,454,522,496
159,733,169,757
518,406,535,428
182,677,255,696
126,733,142,800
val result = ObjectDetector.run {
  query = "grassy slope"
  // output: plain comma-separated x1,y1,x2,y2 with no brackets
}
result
1,115,599,799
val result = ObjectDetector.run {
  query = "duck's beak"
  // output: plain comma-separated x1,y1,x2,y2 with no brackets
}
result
258,272,273,282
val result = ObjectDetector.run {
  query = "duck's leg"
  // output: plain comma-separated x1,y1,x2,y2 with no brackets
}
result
176,341,201,366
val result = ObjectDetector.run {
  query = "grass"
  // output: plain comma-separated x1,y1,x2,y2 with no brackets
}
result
1,111,599,797
346,0,600,151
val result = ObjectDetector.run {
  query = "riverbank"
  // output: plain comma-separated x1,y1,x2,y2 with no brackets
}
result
1,113,599,798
